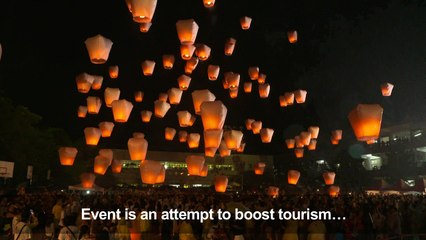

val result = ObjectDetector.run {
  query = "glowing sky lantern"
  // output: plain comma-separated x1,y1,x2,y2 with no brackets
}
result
348,104,383,142
260,128,274,143
244,82,252,93
141,60,155,76
77,106,87,118
219,140,231,157
178,74,191,90
299,131,312,146
134,91,144,102
76,73,94,93
139,22,152,32
248,66,259,80
141,110,153,123
203,0,215,8
223,130,243,150
86,96,101,114
254,162,266,175
165,127,176,141
208,65,220,81
112,99,133,123
130,0,157,23
308,126,320,139
285,139,295,149
308,139,317,150
199,165,208,177
162,54,175,69
185,57,199,75
331,129,343,141
251,121,262,134
381,83,394,96
267,186,279,198
257,73,266,84
84,34,113,64
186,155,205,176
328,186,340,197
109,65,119,79
215,175,228,192
192,89,216,115
58,147,78,166
259,83,270,98
158,92,168,102
284,92,294,105
154,100,170,118
81,173,96,189
111,160,123,173
195,44,211,61
177,111,192,127
180,44,196,60
294,89,307,103
178,131,188,142
128,137,148,161
91,76,103,90
200,101,227,130
245,119,255,130
84,127,102,146
294,148,304,158
288,170,300,185
279,96,287,107
187,133,201,149
227,73,240,90
176,19,199,45
288,30,298,44
229,89,239,99
133,132,145,138
98,121,115,137
140,160,163,185
224,38,236,56
295,136,304,148
240,16,252,30
104,87,120,107
236,142,246,153
98,149,113,166
94,155,109,175
168,88,183,105
204,129,223,148
323,172,336,185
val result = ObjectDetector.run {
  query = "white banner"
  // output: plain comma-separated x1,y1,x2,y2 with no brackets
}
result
0,161,14,178
27,165,33,180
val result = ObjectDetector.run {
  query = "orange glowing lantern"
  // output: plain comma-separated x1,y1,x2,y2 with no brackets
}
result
154,100,170,118
260,128,274,143
87,96,102,114
177,111,192,127
141,60,155,76
111,160,123,173
245,119,255,130
208,65,220,81
203,0,215,8
204,129,223,148
195,44,211,61
112,99,133,123
328,186,340,197
284,92,294,105
254,162,266,175
187,133,201,149
128,137,148,161
165,127,176,141
308,126,320,139
162,54,175,69
200,101,227,130
259,83,270,98
104,87,120,107
331,130,342,141
229,89,239,99
294,148,304,158
141,110,153,123
215,175,228,192
76,73,94,93
189,115,196,127
85,34,113,64
248,66,259,80
168,88,183,105
99,149,113,166
58,147,78,166
192,89,216,115
257,73,266,84
84,127,102,146
224,38,236,56
299,131,311,146
81,173,96,188
130,0,157,23
294,90,307,104
288,30,297,44
176,19,199,45
178,74,191,90
156,166,166,183
308,139,317,150
223,130,243,150
348,104,383,142
178,131,188,142
94,155,109,175
295,136,304,148
180,44,196,60
185,57,199,75
279,96,287,107
244,82,252,93
267,186,279,198
330,137,339,145
186,155,205,175
139,22,152,32
109,65,119,79
78,106,88,118
288,170,300,185
240,16,252,30
251,121,262,134
285,139,295,149
91,76,103,90
133,132,145,138
140,160,163,184
134,91,144,102
204,148,217,157
158,92,168,102
227,73,240,90
323,172,336,185
219,140,231,157
381,83,394,96
222,78,229,89
236,142,246,153
200,164,208,177
99,121,115,137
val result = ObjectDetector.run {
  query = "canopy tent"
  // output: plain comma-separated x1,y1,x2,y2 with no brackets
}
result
68,184,105,192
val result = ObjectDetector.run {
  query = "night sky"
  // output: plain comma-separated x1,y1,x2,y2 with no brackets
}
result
1,0,426,155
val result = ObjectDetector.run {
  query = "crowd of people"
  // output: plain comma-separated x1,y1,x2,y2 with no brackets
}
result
0,187,425,240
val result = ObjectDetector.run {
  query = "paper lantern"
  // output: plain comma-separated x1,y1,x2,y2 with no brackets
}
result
186,155,205,175
259,83,270,98
86,97,102,114
99,149,113,166
284,92,294,105
251,121,262,134
187,133,201,149
178,131,188,142
323,172,336,185
177,111,192,127
154,100,170,118
257,73,266,84
279,96,287,107
81,173,96,188
156,166,166,183
133,132,145,138
222,78,229,89
176,19,199,45
348,104,383,142
165,127,176,141
288,30,297,44
240,16,252,30
294,136,304,148
130,0,157,23
134,91,144,102
229,89,238,99
381,83,394,96
288,170,300,185
294,90,307,103
141,110,153,123
204,129,223,148
162,54,175,69
77,106,88,118
203,0,215,8
104,87,120,107
58,147,78,166
299,131,311,146
195,44,211,61
111,99,133,123
140,160,163,185
184,57,199,75
223,130,243,150
204,147,216,157
91,76,103,90
141,60,155,76
178,74,192,90
128,137,148,161
227,73,240,90
180,44,196,60
236,142,246,153
267,186,279,198
219,140,231,157
254,162,266,175
111,160,123,174
331,130,342,141
260,128,274,143
285,139,295,149
214,175,228,192
94,155,109,175
200,164,208,177
244,82,252,93
245,119,255,130
328,186,340,197
294,148,304,158
207,65,220,81
330,137,339,145
192,90,216,115
84,127,102,146
200,101,227,130
168,88,183,105
76,73,94,93
139,22,152,32
248,66,259,80
109,65,119,79
224,38,236,56
158,92,168,102
308,139,317,150
308,126,320,139
190,116,198,127
99,121,115,137
85,34,113,64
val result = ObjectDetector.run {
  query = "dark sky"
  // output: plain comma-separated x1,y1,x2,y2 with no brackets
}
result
0,0,426,155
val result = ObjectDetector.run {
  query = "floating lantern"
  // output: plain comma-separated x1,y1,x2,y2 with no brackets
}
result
236,142,246,153
200,101,227,130
91,76,103,90
288,30,297,44
81,173,96,188
156,166,166,183
178,74,191,90
154,100,170,118
77,106,88,118
185,57,199,75
251,121,262,134
99,149,113,166
267,186,279,198
259,83,270,98
200,165,208,177
348,104,383,142
162,54,175,69
294,148,304,158
141,110,153,123
168,88,183,105
203,0,215,8
308,139,317,150
130,0,157,23
180,44,196,60
187,133,201,148
186,155,205,175
308,126,320,139
381,83,394,96
165,127,176,141
104,87,120,107
141,60,155,76
288,170,300,185
227,73,240,90
224,38,236,56
111,160,123,173
328,186,340,197
229,89,238,99
204,129,223,148
128,137,148,161
299,131,311,146
140,160,163,185
330,137,339,145
284,92,294,105
257,73,266,84
260,128,274,143
295,136,304,148
244,82,252,93
176,19,199,45
158,92,168,102
84,127,102,146
208,65,220,81
85,34,113,64
222,78,229,89
245,119,255,130
58,147,78,166
109,65,119,79
223,130,243,150
331,130,343,141
178,131,188,142
195,44,211,61
240,16,252,30
285,139,295,149
94,155,109,175
323,172,336,185
192,89,216,115
134,91,144,102
99,121,115,137
139,22,152,32
219,140,231,157
294,90,307,104
188,115,196,126
86,96,102,114
248,66,259,80
204,147,217,157
215,175,228,192
76,73,94,93
254,162,266,175
177,111,192,127
133,132,145,138
279,96,287,107
112,99,133,123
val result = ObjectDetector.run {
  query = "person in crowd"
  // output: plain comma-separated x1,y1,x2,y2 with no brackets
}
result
58,215,79,240
14,209,32,240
